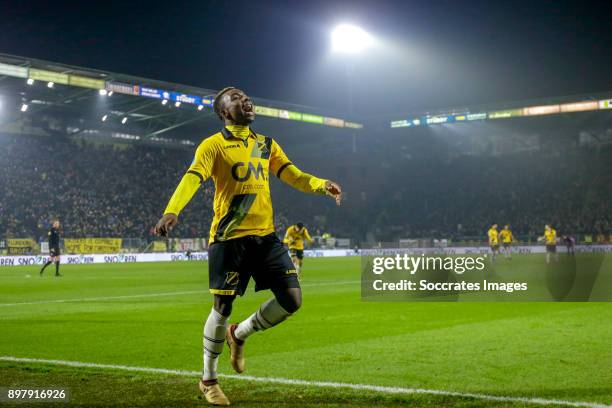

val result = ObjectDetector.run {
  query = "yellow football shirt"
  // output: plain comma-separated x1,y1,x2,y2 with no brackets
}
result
545,228,557,245
499,229,513,243
164,126,328,244
284,226,313,250
488,228,499,245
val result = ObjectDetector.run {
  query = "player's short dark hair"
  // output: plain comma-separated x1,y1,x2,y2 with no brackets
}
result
213,87,237,120
297,222,304,229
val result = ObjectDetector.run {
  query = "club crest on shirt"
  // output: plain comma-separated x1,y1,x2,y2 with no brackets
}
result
257,140,269,154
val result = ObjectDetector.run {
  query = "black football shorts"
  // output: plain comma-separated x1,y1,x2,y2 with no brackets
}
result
207,233,298,296
290,249,304,260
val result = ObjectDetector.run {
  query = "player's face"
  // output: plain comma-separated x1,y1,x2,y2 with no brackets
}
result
53,221,60,228
220,89,255,125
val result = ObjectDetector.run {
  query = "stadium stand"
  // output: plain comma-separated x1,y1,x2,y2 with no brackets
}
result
1,55,610,249
1,129,610,246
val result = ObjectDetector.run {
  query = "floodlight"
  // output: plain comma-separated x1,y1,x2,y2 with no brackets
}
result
101,114,108,122
121,117,128,124
331,24,372,53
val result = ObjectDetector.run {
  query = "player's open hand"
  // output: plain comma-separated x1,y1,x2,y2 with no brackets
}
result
155,213,178,237
325,180,343,206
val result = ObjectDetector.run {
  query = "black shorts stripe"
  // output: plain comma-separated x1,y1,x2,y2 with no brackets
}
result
186,170,204,184
276,162,293,178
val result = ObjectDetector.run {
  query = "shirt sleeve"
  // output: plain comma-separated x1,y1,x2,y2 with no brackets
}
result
164,139,216,216
186,138,216,181
304,228,313,242
283,228,291,244
163,173,201,215
269,139,328,195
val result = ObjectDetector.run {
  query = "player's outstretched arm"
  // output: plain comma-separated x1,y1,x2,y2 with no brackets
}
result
324,180,342,205
155,213,178,237
279,164,342,205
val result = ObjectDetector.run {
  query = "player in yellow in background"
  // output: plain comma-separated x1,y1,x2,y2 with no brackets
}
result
499,225,514,260
154,87,342,406
488,224,500,262
284,222,313,277
541,224,559,264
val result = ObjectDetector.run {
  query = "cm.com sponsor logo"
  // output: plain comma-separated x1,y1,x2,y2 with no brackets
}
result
231,162,266,182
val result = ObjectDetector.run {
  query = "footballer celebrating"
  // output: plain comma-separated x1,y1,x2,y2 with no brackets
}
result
40,220,62,277
487,223,500,262
155,87,342,406
283,222,313,277
499,225,514,260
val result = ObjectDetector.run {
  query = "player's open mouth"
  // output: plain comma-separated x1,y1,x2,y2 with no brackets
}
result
243,103,255,116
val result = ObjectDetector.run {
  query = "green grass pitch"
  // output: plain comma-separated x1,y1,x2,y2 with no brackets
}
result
0,255,611,407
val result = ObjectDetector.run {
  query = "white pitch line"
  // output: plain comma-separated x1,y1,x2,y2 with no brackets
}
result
0,290,206,307
0,356,609,408
0,281,358,307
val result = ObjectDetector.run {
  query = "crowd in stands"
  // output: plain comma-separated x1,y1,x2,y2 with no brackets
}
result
366,148,612,242
0,132,610,244
0,134,213,241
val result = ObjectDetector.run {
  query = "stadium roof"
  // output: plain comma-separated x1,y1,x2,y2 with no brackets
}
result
0,53,363,148
387,91,612,129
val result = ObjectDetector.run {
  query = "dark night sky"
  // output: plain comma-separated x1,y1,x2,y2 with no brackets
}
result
1,0,611,117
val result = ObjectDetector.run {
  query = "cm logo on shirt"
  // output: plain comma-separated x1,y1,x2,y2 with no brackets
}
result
231,161,267,182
